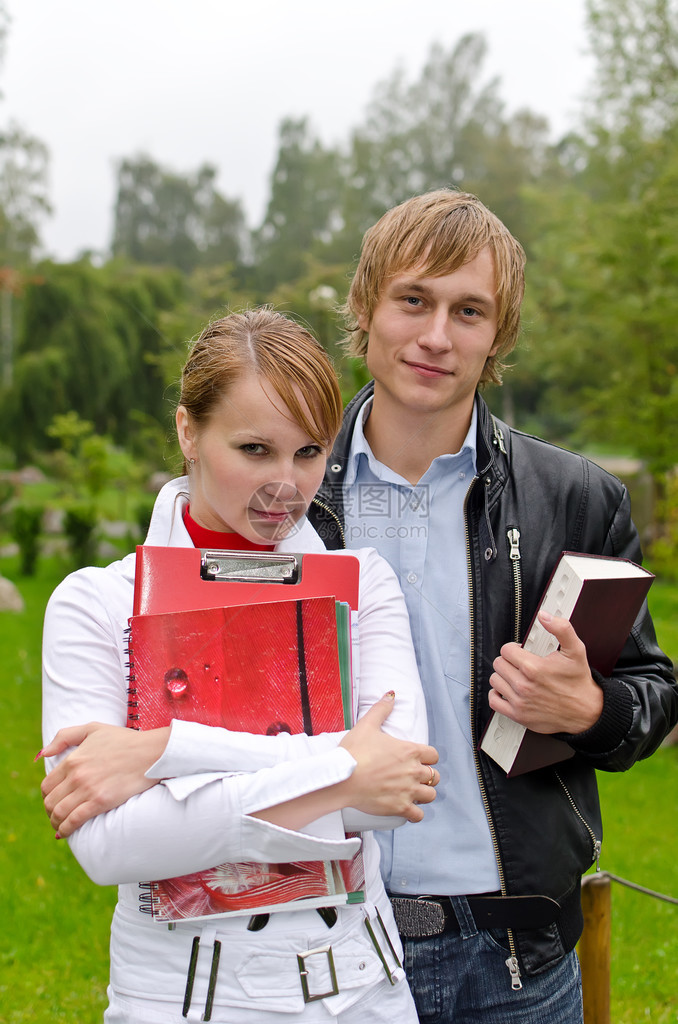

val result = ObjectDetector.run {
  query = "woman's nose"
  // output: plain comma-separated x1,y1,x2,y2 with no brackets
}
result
262,479,297,502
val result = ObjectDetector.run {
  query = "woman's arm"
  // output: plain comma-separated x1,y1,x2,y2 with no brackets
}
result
42,569,436,882
42,548,432,833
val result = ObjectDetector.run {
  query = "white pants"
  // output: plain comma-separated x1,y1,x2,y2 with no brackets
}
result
104,971,418,1023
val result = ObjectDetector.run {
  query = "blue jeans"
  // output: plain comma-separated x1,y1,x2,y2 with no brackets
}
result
402,896,583,1024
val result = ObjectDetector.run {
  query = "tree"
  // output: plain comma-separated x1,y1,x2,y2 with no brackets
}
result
111,155,247,273
0,3,51,388
585,0,678,137
337,36,553,253
253,118,344,291
1,260,187,461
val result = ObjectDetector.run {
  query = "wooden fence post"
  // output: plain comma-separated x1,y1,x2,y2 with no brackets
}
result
579,873,611,1024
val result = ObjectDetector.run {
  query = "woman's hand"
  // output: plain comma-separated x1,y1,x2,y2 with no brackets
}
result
39,723,171,837
339,692,439,822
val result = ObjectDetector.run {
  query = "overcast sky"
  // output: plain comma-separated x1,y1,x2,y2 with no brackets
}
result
3,0,593,261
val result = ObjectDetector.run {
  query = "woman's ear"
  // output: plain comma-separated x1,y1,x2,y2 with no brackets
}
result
176,406,198,462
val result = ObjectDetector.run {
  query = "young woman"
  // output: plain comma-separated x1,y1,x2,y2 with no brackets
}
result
40,308,439,1024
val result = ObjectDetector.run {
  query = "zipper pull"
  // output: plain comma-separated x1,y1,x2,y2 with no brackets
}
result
493,422,507,454
507,528,521,561
594,839,602,872
505,955,523,991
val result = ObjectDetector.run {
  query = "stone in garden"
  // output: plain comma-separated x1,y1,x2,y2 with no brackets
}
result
0,575,24,612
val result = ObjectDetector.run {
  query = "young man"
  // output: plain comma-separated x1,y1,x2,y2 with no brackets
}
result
308,190,678,1022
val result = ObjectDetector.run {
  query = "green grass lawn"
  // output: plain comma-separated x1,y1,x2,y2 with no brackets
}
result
0,557,676,1022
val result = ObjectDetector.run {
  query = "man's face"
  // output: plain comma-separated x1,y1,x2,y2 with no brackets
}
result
360,248,500,422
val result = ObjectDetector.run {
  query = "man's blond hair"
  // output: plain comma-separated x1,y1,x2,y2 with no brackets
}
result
343,190,526,386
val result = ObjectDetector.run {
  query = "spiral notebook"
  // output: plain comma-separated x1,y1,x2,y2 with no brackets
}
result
126,546,365,922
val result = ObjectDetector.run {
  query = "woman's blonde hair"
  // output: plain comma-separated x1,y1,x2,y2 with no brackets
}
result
179,308,342,454
344,190,526,385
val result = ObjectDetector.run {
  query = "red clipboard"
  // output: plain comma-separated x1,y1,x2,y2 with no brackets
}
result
127,545,366,922
133,546,360,615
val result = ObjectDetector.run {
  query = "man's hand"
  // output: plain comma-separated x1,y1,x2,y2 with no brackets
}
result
39,723,171,837
488,612,604,735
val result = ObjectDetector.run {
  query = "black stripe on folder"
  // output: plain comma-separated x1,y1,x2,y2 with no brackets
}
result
295,599,313,735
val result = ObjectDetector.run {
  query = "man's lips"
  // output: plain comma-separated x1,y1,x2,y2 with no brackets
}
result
404,360,453,378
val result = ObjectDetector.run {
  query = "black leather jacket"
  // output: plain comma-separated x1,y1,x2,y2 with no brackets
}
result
308,382,678,977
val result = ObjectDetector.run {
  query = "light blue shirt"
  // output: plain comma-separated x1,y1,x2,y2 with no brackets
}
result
343,397,501,895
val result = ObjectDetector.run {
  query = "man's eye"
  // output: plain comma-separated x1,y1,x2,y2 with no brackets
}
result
405,296,422,306
461,307,480,317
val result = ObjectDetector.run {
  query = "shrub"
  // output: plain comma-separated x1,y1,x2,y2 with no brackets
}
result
10,504,43,575
63,502,98,568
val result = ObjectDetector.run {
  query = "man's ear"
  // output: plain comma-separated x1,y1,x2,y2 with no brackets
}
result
355,305,370,333
176,406,198,462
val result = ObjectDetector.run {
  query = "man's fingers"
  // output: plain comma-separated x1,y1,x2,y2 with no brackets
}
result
537,612,585,657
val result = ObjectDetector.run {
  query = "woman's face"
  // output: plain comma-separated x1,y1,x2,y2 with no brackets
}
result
176,370,329,544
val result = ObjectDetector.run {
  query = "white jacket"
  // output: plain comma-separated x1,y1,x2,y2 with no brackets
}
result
42,478,426,1022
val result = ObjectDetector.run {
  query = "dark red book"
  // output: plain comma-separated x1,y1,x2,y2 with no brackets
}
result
479,552,654,776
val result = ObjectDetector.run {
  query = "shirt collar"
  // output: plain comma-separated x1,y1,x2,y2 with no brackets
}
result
345,395,478,487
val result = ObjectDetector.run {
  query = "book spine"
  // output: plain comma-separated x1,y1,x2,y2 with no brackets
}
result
124,625,141,730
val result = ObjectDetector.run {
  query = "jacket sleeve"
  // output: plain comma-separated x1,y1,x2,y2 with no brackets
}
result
562,483,678,770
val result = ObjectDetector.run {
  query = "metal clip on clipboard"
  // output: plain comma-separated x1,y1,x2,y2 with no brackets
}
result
200,550,300,584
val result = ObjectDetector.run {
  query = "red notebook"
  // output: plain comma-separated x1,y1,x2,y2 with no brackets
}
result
126,546,364,922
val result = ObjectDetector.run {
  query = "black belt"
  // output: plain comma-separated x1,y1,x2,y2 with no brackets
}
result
388,892,561,939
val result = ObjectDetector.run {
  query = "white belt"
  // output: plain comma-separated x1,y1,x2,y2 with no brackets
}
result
181,907,403,1020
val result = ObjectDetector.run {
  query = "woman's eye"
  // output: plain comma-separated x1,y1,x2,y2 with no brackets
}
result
296,445,323,459
241,443,267,455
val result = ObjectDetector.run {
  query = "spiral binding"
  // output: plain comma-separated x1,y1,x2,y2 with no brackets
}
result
138,881,160,916
124,625,141,729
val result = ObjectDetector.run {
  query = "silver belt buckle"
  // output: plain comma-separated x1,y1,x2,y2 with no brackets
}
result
390,896,447,938
297,945,339,1003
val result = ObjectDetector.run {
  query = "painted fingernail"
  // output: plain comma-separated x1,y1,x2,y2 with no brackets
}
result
34,750,44,762
385,690,395,700
55,833,61,840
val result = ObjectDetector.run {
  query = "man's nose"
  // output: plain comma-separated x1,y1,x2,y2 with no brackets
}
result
418,310,452,353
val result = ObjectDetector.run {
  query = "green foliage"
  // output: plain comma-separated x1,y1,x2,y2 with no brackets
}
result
10,503,42,575
647,475,678,581
591,750,678,1023
1,260,187,460
63,502,98,569
111,154,247,274
0,561,114,1023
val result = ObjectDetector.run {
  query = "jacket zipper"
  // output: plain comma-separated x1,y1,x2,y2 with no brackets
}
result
466,484,523,991
311,496,346,547
507,528,522,643
554,770,602,871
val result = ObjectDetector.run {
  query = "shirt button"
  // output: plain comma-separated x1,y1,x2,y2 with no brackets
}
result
459,471,466,480
400,878,408,887
407,572,417,584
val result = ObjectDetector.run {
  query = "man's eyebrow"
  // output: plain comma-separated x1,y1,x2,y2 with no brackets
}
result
388,278,497,308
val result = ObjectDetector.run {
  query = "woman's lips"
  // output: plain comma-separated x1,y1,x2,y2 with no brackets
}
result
250,507,294,523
